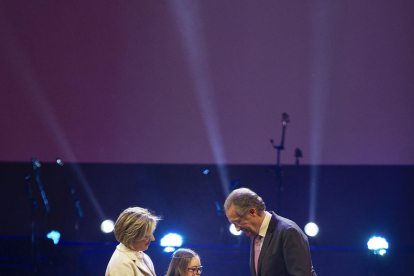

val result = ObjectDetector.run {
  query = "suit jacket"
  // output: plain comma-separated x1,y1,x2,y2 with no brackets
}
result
106,243,156,276
250,212,316,276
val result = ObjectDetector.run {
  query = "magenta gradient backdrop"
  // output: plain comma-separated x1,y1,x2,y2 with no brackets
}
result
1,0,413,165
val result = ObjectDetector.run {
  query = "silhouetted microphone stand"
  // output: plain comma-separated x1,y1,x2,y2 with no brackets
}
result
295,148,302,166
56,158,83,244
24,173,37,267
32,159,50,230
270,113,289,214
204,169,223,217
30,158,50,274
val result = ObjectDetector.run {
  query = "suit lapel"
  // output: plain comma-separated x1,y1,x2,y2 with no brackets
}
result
142,254,155,276
133,253,153,276
137,264,152,276
250,237,256,276
257,212,277,275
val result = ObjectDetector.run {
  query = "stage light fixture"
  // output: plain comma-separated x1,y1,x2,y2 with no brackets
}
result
164,246,176,253
203,169,209,175
304,222,319,237
56,158,63,166
229,224,242,236
101,219,115,233
160,233,183,253
367,236,389,255
160,233,182,247
47,230,61,244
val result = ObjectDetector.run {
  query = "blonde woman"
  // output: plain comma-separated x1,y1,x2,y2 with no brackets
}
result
166,248,202,276
106,207,161,276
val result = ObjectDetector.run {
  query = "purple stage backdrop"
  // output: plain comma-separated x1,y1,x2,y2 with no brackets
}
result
1,0,413,165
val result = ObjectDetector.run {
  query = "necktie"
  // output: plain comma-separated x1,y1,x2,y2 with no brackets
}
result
254,235,261,275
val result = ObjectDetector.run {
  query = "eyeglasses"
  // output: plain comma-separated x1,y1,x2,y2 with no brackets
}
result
143,233,154,241
230,214,247,228
187,266,202,275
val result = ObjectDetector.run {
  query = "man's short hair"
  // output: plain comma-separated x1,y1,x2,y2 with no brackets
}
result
114,207,161,250
224,188,266,215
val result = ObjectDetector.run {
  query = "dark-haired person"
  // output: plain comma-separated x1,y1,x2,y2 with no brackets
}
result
224,188,317,276
106,207,161,276
166,248,202,276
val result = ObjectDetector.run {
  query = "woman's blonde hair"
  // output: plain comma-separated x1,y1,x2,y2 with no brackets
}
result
114,207,161,250
166,248,200,276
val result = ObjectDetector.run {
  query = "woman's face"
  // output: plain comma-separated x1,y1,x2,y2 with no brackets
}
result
186,256,202,276
131,233,155,251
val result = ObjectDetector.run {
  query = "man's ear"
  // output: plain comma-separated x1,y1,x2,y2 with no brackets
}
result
248,208,257,216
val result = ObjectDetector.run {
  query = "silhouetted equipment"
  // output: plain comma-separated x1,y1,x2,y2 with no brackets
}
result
295,148,303,166
270,113,289,213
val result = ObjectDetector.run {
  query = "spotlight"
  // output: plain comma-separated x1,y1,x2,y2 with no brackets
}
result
101,220,115,233
367,236,389,255
160,233,183,253
164,246,176,253
229,224,242,236
304,222,319,237
56,158,63,166
46,230,61,244
203,169,209,175
160,233,183,247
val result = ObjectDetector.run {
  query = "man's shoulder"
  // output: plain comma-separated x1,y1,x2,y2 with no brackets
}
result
270,212,301,231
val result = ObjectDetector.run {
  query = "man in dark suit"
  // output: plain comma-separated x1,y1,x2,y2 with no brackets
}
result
224,188,317,276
